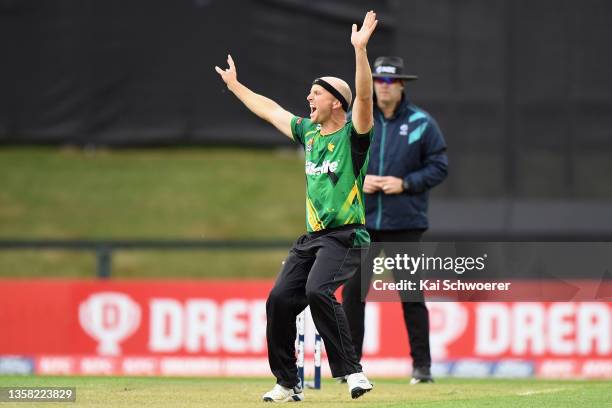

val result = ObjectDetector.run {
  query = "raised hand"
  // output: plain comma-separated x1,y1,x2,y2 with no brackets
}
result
215,54,238,86
351,10,378,50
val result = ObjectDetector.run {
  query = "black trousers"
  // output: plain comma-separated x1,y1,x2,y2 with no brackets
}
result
266,224,364,388
341,229,432,369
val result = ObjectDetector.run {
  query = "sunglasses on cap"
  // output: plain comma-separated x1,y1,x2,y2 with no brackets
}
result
374,77,401,84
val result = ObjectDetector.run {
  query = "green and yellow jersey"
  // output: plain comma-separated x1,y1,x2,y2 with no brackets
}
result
291,116,372,246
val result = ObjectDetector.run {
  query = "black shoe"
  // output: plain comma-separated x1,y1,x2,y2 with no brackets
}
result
410,366,434,384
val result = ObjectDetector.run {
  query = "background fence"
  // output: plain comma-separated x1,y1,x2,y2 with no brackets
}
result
1,1,611,384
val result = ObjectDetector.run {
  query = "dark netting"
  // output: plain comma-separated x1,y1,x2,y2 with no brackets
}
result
1,0,611,200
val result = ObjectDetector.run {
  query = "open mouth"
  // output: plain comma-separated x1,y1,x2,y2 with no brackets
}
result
309,105,317,117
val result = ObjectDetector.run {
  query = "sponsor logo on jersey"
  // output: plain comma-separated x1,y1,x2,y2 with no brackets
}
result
305,160,339,175
306,138,314,152
327,143,335,152
399,123,409,136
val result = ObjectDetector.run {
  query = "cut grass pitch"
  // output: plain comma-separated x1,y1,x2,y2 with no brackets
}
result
0,376,610,407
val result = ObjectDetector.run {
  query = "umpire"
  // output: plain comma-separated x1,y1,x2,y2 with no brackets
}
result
342,56,448,384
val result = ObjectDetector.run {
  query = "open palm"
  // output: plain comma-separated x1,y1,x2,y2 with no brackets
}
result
351,11,378,49
215,54,238,85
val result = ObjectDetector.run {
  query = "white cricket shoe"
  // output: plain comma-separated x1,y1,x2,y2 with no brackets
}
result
346,372,373,399
262,384,304,403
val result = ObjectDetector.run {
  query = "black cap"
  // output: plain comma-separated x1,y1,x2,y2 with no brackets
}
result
372,56,418,81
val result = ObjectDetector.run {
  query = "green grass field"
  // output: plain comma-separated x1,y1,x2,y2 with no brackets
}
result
0,376,609,407
0,147,306,239
0,147,306,278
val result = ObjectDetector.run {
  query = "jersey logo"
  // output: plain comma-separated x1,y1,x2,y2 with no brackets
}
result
306,138,314,152
399,123,409,136
327,142,335,152
296,117,303,125
305,160,339,175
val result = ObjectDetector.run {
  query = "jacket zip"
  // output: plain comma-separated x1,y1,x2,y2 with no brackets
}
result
376,115,387,230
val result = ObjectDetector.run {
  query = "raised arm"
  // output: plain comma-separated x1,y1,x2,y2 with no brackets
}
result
215,54,294,139
350,11,378,134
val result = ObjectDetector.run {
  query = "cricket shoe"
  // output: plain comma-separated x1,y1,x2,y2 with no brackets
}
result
346,372,373,399
410,366,434,385
262,384,304,403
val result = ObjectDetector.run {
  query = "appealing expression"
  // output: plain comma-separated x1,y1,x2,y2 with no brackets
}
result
307,85,342,124
374,78,404,106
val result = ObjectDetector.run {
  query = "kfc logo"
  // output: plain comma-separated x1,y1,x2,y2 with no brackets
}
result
79,292,141,356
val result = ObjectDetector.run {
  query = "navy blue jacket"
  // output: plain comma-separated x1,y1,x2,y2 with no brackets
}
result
357,96,448,231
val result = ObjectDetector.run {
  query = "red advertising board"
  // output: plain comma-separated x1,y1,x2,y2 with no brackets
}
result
0,279,610,378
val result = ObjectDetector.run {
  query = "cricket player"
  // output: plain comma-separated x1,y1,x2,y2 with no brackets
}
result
215,10,378,402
